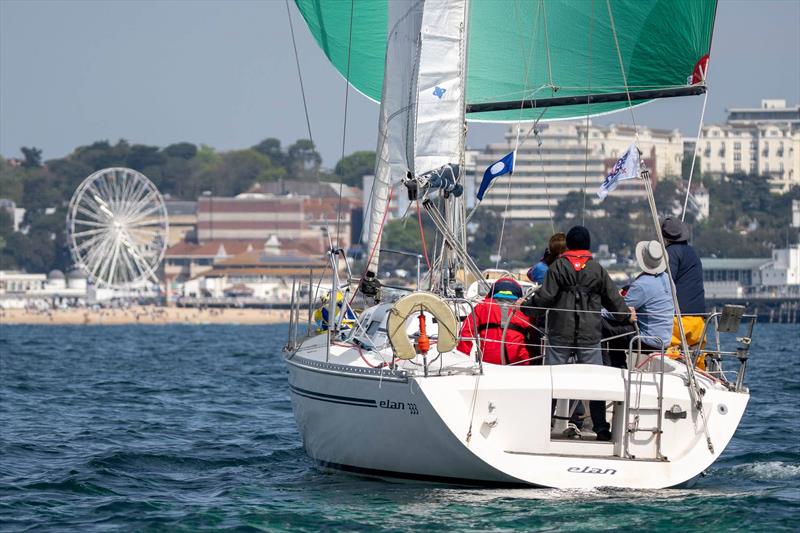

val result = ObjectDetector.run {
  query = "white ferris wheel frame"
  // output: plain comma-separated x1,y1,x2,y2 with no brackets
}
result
67,167,169,288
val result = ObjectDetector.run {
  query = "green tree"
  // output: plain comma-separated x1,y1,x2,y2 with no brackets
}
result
287,139,322,179
334,150,375,187
252,138,285,167
681,154,701,181
20,147,42,168
163,142,198,160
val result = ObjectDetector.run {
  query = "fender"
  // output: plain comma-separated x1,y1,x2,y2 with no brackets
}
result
387,292,458,360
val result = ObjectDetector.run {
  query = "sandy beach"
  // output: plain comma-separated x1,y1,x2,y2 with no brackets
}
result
1,306,292,326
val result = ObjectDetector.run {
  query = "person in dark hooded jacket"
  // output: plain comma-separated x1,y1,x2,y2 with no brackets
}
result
661,217,706,351
521,225,633,440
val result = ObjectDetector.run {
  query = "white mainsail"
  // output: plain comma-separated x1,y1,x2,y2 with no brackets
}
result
366,0,468,274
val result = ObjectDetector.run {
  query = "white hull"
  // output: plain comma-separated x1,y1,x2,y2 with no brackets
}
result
285,334,749,489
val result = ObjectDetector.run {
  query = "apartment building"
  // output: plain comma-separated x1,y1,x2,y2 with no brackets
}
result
696,99,800,191
476,121,680,220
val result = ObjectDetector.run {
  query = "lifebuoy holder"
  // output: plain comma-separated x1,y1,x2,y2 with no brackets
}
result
386,292,459,360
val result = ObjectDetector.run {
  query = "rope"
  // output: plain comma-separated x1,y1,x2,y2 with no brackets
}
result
540,0,555,92
416,200,431,270
681,90,709,221
350,186,394,305
534,129,556,234
334,0,356,249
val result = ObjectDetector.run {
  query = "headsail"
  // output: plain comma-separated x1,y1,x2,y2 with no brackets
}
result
364,0,468,274
295,0,717,122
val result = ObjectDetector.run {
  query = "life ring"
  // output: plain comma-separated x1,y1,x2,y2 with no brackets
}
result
386,292,458,360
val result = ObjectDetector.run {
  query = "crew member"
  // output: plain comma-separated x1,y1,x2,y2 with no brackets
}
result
314,291,356,333
527,232,567,284
602,240,674,368
457,278,536,365
661,217,705,350
522,225,634,441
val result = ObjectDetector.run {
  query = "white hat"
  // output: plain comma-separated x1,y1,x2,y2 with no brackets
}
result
635,240,667,275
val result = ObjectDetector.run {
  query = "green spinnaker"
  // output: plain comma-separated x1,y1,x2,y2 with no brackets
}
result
294,0,716,122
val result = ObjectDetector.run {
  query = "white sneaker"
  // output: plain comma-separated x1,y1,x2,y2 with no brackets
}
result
563,422,582,439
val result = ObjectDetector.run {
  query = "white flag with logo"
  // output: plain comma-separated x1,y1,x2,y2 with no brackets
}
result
597,143,640,200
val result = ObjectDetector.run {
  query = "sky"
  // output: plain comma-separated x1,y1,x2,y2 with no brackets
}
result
1,0,798,168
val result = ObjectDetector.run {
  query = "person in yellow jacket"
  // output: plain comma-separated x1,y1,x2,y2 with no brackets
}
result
314,291,356,333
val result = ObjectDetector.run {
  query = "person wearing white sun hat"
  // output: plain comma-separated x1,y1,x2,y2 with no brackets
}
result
602,240,675,368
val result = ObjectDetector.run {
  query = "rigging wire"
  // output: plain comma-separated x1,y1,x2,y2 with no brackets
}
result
607,0,713,453
582,0,595,225
494,0,539,269
681,90,710,221
285,0,319,181
334,0,356,249
539,0,555,93
605,0,639,139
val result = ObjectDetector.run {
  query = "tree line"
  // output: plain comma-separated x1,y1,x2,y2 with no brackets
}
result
0,139,375,272
1,137,798,275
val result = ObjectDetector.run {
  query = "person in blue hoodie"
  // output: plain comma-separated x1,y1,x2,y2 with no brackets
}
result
527,232,566,284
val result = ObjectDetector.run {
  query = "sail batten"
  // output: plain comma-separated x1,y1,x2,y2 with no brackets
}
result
465,85,707,114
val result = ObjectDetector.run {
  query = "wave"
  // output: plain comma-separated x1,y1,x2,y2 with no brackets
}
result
730,461,800,480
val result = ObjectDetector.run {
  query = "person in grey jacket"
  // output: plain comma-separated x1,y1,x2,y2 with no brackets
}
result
522,226,633,441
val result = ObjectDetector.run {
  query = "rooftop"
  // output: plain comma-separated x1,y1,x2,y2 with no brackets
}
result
166,240,263,258
700,258,772,270
165,200,197,216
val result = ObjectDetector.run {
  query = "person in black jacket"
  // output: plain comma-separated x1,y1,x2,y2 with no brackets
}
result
661,217,706,350
522,225,633,441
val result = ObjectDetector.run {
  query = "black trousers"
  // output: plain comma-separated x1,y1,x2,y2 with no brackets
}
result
601,316,662,369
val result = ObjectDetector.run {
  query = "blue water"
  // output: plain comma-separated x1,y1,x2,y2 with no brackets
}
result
1,323,798,531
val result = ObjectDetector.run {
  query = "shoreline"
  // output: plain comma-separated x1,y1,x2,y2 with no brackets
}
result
1,306,292,326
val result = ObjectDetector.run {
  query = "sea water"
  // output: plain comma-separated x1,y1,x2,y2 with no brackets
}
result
1,323,798,531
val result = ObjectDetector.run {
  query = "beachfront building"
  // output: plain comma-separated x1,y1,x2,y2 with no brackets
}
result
701,244,800,299
0,199,26,233
696,99,800,192
164,234,326,285
177,243,327,305
198,182,362,249
0,269,88,309
475,121,681,220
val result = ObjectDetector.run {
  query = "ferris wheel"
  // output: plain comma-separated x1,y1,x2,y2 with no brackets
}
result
67,167,168,288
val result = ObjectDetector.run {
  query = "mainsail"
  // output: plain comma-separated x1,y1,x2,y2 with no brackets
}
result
296,0,717,122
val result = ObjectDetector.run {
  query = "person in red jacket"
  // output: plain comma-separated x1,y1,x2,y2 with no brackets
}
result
457,278,535,365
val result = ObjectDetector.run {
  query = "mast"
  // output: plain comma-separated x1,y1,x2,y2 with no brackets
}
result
367,0,470,288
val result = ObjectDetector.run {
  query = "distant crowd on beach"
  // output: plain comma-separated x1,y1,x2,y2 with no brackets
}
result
0,305,291,326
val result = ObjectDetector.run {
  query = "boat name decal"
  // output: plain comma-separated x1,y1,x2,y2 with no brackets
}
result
567,466,617,475
379,400,419,415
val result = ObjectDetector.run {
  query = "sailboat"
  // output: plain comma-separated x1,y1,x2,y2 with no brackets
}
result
282,0,756,488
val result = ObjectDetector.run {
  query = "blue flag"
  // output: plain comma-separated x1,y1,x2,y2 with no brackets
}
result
477,151,515,201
